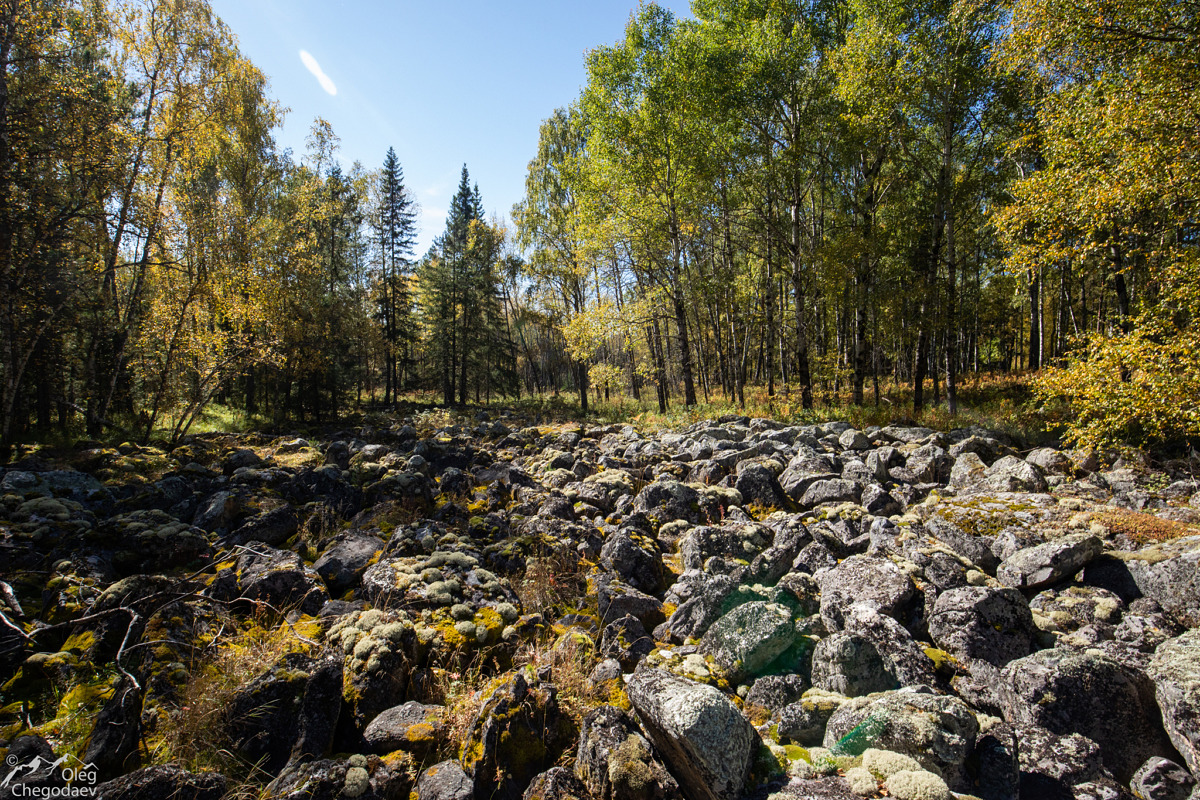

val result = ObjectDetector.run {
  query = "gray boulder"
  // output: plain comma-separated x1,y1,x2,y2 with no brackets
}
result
996,534,1103,591
800,479,862,508
363,701,445,757
1130,757,1195,800
1027,448,1074,476
597,577,665,629
633,479,705,526
460,672,573,800
192,490,239,533
734,463,790,510
1124,536,1200,627
778,690,848,746
745,674,809,714
699,601,798,681
823,689,979,784
209,543,329,614
985,456,1048,493
627,669,759,800
416,760,473,800
313,532,384,594
778,457,840,502
923,515,1000,573
817,555,917,632
841,602,938,690
948,452,988,489
1011,724,1109,799
574,704,678,800
225,504,298,547
928,586,1038,668
1147,629,1200,775
599,530,664,594
93,764,228,800
839,429,870,451
998,648,1174,782
811,632,895,697
521,767,588,800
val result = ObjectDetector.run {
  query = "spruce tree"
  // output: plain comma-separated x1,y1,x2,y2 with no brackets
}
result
376,147,418,402
418,165,516,406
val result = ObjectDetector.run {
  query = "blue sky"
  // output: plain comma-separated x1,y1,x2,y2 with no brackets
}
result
206,0,693,255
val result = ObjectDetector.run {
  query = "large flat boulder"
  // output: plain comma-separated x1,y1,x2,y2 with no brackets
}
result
627,669,759,800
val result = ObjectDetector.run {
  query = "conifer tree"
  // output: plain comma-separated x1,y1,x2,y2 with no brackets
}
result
376,147,418,402
418,165,516,405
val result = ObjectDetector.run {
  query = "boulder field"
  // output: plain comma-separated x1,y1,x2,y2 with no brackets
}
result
2,413,1200,800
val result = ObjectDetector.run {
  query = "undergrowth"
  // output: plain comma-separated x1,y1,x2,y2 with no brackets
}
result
156,613,319,793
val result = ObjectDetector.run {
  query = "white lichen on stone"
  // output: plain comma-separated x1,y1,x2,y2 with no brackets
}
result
885,768,951,800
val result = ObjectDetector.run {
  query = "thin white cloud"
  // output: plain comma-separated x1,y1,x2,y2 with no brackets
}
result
299,50,337,96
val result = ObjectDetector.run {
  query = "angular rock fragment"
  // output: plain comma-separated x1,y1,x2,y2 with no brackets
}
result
627,669,759,800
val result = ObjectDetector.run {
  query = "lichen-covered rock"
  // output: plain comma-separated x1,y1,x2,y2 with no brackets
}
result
192,490,240,533
92,763,228,800
996,534,1103,591
101,508,213,574
817,555,917,632
266,754,408,800
927,586,1038,668
700,601,798,681
822,689,979,785
361,550,517,613
209,543,329,614
1124,535,1200,627
840,603,938,690
522,767,589,800
460,671,574,800
778,689,848,745
921,515,1000,573
600,613,655,671
633,478,705,527
1029,585,1123,635
1147,629,1200,776
810,632,896,698
226,652,314,775
679,521,773,570
800,479,862,509
1010,724,1107,799
82,678,142,780
998,648,1174,782
327,609,418,726
599,530,664,594
985,456,1048,493
1130,756,1195,800
626,669,759,800
574,704,678,800
745,674,809,716
968,721,1020,800
313,532,384,594
415,760,473,800
225,504,298,547
734,463,791,510
596,576,664,629
363,701,445,757
778,457,840,502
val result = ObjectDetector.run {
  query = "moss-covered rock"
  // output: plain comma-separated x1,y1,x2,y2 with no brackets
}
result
459,670,575,800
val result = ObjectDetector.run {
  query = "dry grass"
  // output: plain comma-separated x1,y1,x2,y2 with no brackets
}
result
515,550,589,622
428,654,500,761
156,615,319,791
1098,508,1200,545
512,630,604,729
